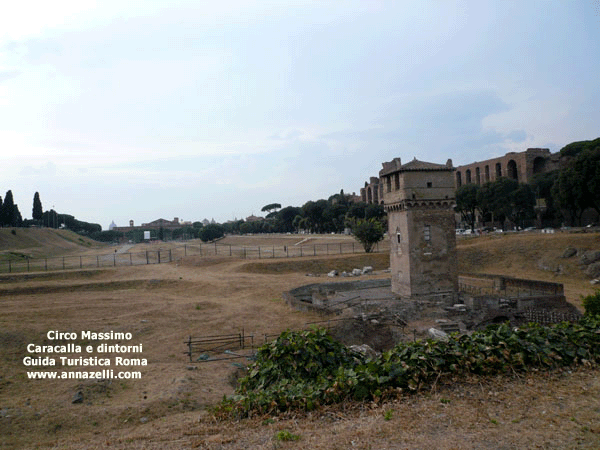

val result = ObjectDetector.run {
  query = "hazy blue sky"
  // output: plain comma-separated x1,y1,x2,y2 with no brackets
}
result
1,1,599,229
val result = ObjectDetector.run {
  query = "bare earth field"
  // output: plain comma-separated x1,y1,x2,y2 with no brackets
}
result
0,230,599,449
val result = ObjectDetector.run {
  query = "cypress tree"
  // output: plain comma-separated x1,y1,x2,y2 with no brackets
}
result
1,190,14,227
32,192,43,222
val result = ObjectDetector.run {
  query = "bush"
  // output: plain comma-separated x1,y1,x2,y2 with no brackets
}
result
582,291,600,316
216,317,600,419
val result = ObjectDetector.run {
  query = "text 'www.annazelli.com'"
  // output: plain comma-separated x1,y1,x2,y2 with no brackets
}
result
26,370,142,380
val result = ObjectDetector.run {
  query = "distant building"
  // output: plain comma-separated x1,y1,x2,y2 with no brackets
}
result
361,177,383,205
108,220,117,230
113,217,184,232
454,148,561,187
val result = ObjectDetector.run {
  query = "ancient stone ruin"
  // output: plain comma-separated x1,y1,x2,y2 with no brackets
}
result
284,157,581,350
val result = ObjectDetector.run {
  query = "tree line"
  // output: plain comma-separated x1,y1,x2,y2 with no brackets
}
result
456,138,600,230
0,190,102,234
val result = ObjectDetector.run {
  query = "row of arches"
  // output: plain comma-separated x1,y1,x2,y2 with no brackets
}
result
457,160,519,187
456,156,548,187
362,185,383,204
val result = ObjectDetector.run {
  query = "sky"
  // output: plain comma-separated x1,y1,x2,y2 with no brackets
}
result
1,1,599,229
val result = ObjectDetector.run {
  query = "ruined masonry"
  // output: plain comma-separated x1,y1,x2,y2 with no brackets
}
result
379,157,458,301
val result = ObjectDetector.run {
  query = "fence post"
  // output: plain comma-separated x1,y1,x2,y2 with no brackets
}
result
352,242,355,253
184,245,187,256
230,245,232,257
130,253,132,265
158,251,161,264
8,260,11,273
169,249,172,262
258,246,261,259
45,258,47,271
272,246,274,258
339,243,342,254
146,251,149,264
97,255,99,267
313,245,316,256
113,254,116,266
27,258,30,272
80,256,82,269
300,246,303,257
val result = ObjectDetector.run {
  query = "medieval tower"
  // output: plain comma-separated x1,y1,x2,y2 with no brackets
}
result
379,157,458,300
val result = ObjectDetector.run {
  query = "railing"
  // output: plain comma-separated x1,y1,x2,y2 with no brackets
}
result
0,240,382,274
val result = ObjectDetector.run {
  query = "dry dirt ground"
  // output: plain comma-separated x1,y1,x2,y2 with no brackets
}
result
0,231,599,449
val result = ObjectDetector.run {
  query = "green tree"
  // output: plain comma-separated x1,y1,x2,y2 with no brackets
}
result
349,217,384,253
302,200,328,233
478,178,520,230
274,206,301,233
1,190,15,227
582,291,600,316
198,223,225,242
455,184,480,232
261,203,282,215
32,192,43,222
552,166,586,226
511,184,536,228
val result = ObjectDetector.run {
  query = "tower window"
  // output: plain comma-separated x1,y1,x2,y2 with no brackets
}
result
424,225,431,241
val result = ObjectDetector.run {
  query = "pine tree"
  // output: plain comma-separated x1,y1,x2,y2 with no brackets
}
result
32,192,43,222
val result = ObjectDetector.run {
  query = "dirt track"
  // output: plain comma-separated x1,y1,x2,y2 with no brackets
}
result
1,232,599,448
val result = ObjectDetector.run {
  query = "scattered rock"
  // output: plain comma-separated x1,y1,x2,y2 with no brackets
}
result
341,271,349,277
428,328,449,341
585,262,600,279
538,257,560,273
352,268,362,276
561,247,577,258
327,270,338,278
349,344,379,359
362,266,373,275
72,391,84,404
140,417,149,424
590,279,600,285
186,366,198,370
579,250,600,266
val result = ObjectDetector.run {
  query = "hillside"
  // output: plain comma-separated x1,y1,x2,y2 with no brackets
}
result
456,231,600,309
0,227,104,261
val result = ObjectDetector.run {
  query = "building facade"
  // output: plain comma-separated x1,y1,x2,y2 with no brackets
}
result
454,148,560,187
360,177,383,205
379,157,458,300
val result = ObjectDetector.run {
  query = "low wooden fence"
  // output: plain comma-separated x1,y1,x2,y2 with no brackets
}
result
521,308,582,325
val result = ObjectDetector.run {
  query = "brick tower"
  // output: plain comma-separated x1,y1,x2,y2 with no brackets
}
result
379,157,458,300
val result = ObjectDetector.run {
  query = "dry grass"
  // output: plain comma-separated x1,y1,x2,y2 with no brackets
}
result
0,230,599,448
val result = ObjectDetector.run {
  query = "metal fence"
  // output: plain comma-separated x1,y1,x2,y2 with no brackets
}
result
0,240,381,274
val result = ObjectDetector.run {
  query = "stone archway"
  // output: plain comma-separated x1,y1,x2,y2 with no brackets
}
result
507,160,518,181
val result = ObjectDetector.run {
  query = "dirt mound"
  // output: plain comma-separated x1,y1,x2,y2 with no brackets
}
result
328,318,398,352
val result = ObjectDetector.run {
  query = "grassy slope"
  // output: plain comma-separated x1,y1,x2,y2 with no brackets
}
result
457,231,600,309
0,228,103,261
